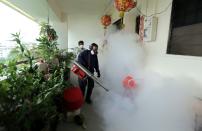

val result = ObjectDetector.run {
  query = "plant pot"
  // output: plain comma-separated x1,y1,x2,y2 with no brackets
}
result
37,62,48,74
50,58,59,68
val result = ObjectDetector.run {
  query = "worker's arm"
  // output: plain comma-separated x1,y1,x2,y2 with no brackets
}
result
77,50,87,67
94,55,100,77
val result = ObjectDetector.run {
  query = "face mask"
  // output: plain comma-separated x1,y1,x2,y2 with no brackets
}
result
91,50,95,55
92,47,98,54
79,45,84,49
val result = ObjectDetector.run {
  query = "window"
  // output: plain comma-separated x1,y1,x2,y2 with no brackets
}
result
0,2,40,59
167,0,202,56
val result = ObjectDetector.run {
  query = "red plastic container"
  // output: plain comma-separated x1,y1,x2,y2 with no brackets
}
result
63,87,84,111
122,75,137,89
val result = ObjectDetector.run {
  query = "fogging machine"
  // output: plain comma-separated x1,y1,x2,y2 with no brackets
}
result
71,61,109,92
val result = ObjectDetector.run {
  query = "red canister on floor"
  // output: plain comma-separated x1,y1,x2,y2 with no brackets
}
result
63,87,84,111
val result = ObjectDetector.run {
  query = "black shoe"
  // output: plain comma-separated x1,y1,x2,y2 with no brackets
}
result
85,99,92,104
74,115,84,126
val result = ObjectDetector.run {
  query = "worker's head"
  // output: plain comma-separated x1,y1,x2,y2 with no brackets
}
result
78,40,84,48
89,43,98,55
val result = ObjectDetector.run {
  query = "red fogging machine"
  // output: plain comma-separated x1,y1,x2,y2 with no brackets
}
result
71,61,109,92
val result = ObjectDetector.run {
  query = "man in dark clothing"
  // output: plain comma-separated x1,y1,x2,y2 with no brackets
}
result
77,43,100,104
75,40,86,56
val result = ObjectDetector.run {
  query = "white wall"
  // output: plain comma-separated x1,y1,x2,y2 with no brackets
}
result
108,0,202,84
67,14,103,49
4,0,68,49
10,0,202,84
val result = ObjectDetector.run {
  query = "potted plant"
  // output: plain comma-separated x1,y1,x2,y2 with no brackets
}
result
0,24,74,131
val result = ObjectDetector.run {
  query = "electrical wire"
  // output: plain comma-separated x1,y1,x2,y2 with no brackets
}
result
46,0,50,24
146,0,148,16
136,2,172,17
103,0,114,15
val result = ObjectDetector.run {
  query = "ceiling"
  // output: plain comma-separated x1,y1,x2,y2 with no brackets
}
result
56,0,112,15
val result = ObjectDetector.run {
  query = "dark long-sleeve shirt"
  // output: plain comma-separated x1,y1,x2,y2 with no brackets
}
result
77,50,100,74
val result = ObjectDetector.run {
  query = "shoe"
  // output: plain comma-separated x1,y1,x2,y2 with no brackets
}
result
74,115,84,126
85,99,92,104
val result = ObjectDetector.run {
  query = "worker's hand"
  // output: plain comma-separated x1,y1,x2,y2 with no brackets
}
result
97,72,100,78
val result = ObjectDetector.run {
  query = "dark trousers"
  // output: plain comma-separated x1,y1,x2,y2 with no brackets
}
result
78,77,94,100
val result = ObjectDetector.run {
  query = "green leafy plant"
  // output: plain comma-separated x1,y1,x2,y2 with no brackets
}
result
36,23,59,62
11,33,35,72
0,24,74,131
40,23,58,42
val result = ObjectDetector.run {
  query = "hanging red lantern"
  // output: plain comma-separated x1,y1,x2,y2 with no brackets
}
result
101,15,111,29
115,0,130,18
114,0,137,28
126,0,137,12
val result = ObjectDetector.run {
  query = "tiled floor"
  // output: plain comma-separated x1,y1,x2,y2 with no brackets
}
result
57,86,105,131
57,104,105,131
